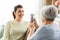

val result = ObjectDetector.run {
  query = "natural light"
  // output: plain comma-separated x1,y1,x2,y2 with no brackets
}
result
0,0,39,25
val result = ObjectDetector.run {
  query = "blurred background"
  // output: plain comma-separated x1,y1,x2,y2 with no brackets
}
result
0,0,60,39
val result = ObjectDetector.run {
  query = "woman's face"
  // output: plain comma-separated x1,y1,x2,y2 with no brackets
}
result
14,8,24,20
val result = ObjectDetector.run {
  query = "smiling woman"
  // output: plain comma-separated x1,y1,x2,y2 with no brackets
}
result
2,4,29,40
0,0,39,40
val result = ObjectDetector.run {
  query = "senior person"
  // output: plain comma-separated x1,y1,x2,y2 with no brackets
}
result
29,5,60,40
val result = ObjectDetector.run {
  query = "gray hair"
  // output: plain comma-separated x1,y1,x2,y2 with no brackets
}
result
41,5,58,20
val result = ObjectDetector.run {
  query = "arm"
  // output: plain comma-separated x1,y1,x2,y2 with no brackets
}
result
27,22,36,40
27,27,35,40
3,21,10,40
27,19,39,40
29,27,42,40
29,27,51,40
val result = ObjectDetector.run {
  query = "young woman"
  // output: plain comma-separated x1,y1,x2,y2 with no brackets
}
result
2,5,38,40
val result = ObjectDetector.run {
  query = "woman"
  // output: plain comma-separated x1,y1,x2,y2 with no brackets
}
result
2,5,28,40
2,5,38,40
29,5,60,40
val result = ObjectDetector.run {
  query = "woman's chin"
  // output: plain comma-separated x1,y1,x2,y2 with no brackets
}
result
19,17,22,20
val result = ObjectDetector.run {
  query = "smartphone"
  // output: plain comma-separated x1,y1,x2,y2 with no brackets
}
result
30,14,34,22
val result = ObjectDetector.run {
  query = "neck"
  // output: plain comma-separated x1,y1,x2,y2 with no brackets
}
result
46,22,53,25
15,18,21,22
43,21,53,25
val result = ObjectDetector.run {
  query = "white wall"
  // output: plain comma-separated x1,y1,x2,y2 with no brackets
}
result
0,0,39,25
38,0,46,25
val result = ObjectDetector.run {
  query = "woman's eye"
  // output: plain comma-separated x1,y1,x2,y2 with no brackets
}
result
18,10,24,13
18,11,21,12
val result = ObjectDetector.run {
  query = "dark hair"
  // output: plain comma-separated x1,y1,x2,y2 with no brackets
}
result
13,5,23,19
13,12,15,19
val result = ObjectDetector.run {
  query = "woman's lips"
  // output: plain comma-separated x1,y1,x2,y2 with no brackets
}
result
19,15,23,17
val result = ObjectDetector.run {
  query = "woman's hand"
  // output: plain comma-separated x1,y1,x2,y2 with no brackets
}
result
28,18,39,37
27,19,39,40
29,22,35,34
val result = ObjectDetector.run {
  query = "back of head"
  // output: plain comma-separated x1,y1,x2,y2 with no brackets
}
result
41,5,58,21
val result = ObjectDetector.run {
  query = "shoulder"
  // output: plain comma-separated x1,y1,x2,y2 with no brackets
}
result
6,20,13,24
37,25,46,31
5,20,14,27
36,25,52,33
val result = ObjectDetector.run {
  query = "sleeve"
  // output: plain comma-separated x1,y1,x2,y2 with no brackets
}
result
29,26,53,40
3,21,11,40
29,27,42,40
